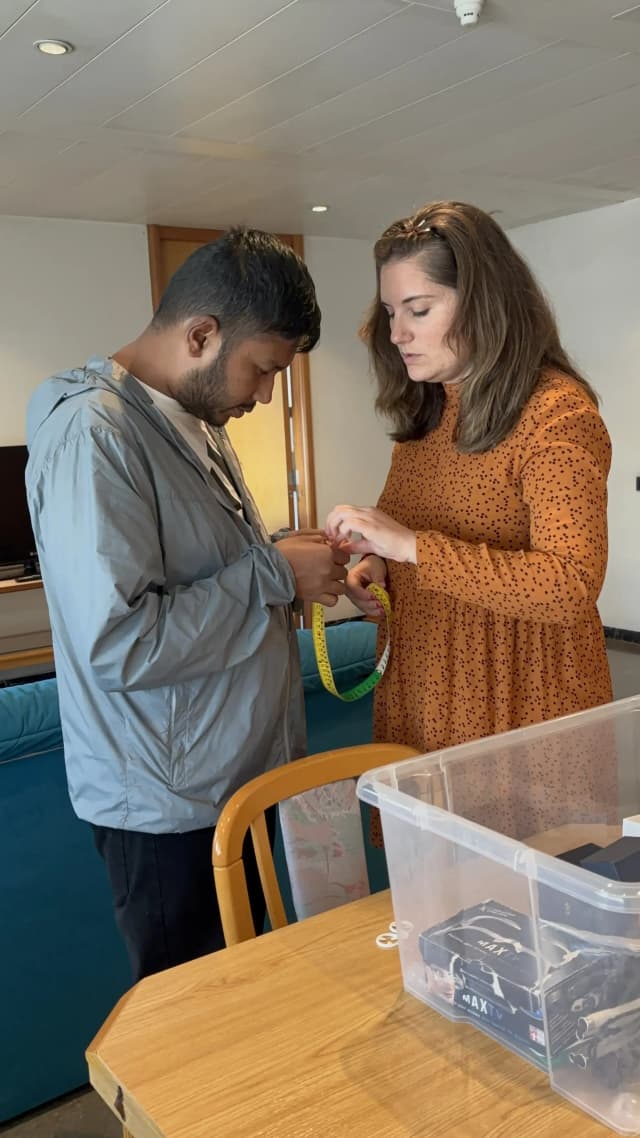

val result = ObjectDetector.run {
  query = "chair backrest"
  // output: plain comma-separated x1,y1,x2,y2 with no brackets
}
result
212,743,419,946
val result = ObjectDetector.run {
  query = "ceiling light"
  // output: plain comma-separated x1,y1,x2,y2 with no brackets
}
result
311,205,329,213
34,39,74,55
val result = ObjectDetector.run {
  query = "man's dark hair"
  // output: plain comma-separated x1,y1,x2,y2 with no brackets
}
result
152,227,320,351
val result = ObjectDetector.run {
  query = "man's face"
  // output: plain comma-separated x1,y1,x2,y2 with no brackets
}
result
177,332,298,427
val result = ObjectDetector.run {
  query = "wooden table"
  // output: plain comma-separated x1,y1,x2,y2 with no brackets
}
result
87,891,616,1138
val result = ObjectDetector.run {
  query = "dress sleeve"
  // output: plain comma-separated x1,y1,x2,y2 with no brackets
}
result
414,393,611,624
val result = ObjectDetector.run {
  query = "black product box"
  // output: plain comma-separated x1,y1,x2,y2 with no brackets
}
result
537,885,639,938
419,900,549,1061
418,899,640,1081
539,842,640,938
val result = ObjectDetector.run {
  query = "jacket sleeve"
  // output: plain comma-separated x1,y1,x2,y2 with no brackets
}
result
36,425,296,691
414,397,611,624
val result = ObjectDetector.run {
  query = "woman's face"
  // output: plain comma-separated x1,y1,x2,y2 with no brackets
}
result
380,256,466,386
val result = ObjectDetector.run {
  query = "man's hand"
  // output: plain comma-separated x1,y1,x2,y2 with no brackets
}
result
277,534,349,606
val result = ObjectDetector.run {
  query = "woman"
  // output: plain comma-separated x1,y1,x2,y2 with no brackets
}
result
326,201,613,842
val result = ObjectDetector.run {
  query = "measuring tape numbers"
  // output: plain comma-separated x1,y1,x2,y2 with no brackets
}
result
311,583,392,702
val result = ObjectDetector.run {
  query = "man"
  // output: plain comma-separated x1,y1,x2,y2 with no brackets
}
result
26,228,347,980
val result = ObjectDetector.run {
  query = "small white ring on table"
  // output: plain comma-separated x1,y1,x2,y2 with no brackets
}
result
389,920,413,939
376,931,398,949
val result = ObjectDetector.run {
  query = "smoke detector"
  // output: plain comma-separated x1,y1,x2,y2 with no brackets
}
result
454,0,484,25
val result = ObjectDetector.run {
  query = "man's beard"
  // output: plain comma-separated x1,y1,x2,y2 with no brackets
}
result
178,347,254,427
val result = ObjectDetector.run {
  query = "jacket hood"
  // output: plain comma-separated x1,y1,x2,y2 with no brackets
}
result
26,357,150,446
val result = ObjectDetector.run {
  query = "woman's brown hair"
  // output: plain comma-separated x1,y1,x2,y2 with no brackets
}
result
363,201,598,452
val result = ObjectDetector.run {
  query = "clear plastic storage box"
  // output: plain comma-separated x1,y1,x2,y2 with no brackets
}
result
357,696,640,1134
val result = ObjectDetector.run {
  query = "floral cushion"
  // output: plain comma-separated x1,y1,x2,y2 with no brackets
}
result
278,780,369,920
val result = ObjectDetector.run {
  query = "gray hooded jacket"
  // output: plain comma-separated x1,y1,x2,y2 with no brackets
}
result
26,357,306,832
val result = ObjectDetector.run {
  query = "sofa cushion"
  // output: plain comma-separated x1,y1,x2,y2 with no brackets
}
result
0,679,62,764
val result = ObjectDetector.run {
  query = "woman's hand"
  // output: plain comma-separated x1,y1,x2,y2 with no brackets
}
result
325,505,417,564
346,555,388,618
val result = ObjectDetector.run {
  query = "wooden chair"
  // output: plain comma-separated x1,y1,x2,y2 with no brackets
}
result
212,743,419,947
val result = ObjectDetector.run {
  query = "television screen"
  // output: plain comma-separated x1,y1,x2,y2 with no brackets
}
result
0,445,37,568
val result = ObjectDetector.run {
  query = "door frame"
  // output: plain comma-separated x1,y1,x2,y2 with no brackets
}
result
147,225,317,531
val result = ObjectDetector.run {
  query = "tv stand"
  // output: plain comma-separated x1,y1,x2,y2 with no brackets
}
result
0,578,43,594
0,577,53,672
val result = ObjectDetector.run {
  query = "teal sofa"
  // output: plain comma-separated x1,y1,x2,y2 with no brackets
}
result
0,620,384,1121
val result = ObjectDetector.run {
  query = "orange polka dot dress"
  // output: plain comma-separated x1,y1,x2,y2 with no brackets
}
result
371,372,613,842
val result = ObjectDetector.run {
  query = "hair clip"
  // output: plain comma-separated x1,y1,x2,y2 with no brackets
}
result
381,217,442,240
417,221,445,240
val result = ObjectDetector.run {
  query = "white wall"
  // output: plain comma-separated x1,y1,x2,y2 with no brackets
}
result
510,197,640,632
0,216,152,445
305,235,394,619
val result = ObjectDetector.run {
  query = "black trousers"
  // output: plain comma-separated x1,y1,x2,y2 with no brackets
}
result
92,812,274,982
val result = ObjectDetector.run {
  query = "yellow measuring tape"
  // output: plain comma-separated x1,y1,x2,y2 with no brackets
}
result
311,583,392,702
